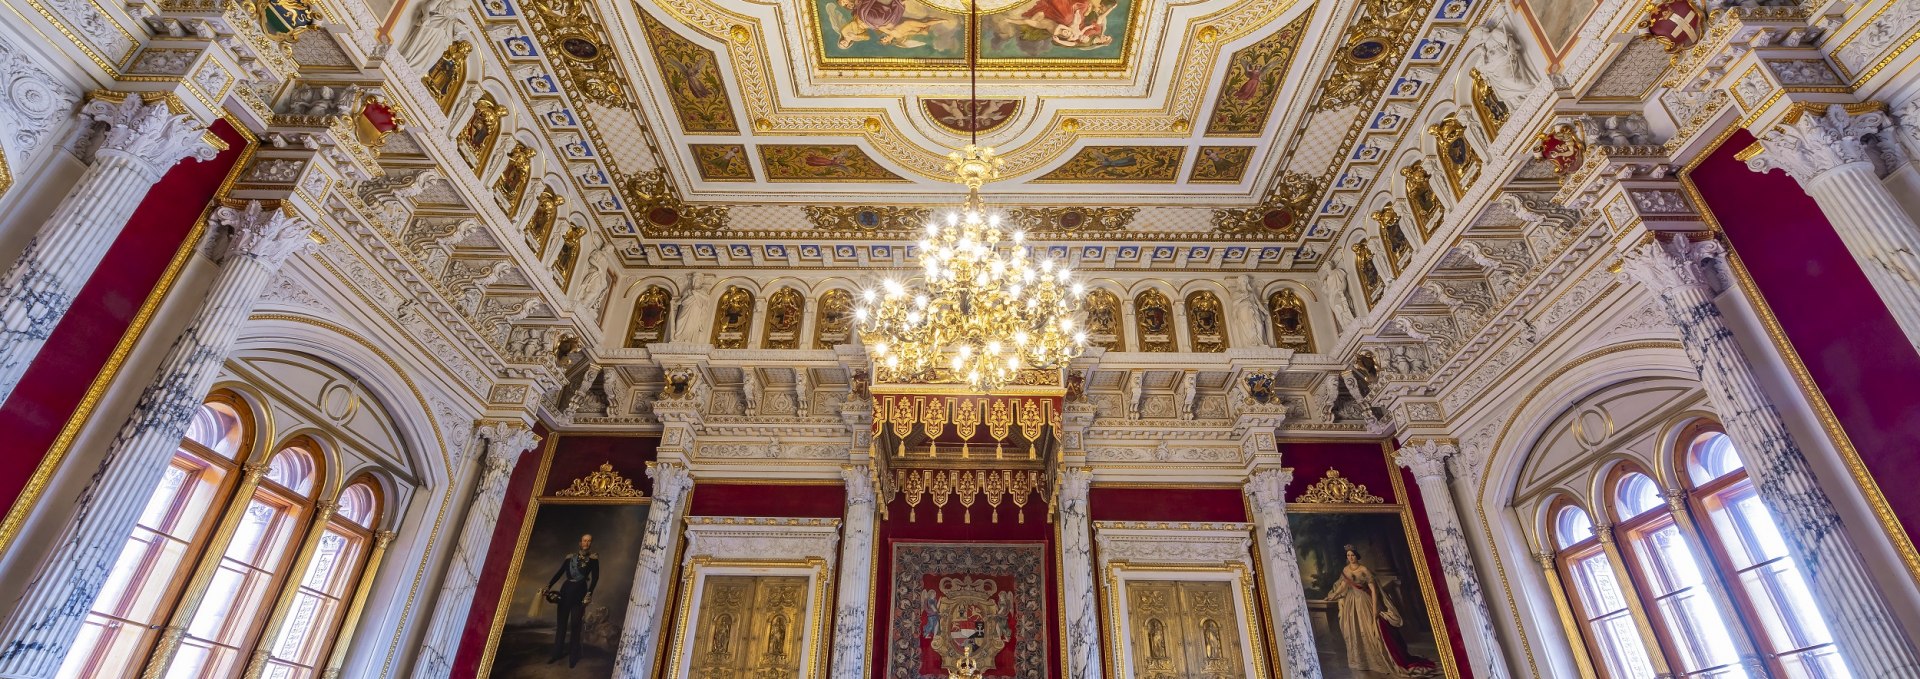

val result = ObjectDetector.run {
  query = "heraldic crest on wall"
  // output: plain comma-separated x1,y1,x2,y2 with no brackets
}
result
888,542,1048,678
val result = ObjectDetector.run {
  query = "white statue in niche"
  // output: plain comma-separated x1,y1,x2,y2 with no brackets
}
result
671,272,717,342
1468,17,1539,101
1227,274,1273,348
1321,265,1357,332
400,0,470,69
740,369,762,414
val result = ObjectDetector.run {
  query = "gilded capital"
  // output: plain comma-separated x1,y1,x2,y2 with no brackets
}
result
79,94,219,177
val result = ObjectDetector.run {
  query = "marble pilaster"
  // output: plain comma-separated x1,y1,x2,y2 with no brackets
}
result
1057,467,1104,679
1620,235,1920,677
411,421,542,679
1245,467,1322,679
1747,104,1920,354
0,200,309,678
0,94,220,406
828,464,877,679
1395,440,1511,679
610,460,694,679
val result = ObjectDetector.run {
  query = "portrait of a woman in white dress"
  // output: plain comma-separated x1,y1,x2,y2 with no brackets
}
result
1320,545,1439,678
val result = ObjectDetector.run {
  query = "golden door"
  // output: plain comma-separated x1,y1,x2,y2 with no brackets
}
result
686,575,812,679
1125,580,1246,679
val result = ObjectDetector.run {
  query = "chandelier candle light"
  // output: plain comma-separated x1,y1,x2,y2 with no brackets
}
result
853,0,1086,392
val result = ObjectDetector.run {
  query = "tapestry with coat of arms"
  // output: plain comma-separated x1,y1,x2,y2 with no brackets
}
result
886,542,1048,679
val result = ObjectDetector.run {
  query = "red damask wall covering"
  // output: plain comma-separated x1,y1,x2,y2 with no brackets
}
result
0,120,248,532
1691,130,1920,549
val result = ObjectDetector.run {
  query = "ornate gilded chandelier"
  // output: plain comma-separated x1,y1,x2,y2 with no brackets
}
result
853,0,1087,392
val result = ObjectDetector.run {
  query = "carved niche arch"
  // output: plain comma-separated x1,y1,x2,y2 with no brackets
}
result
626,285,674,347
1134,288,1176,352
1184,289,1229,353
1400,160,1444,237
711,286,755,348
493,141,535,215
1083,288,1125,351
813,288,855,349
762,287,805,349
1370,201,1415,275
458,93,505,175
1267,287,1315,353
524,186,563,256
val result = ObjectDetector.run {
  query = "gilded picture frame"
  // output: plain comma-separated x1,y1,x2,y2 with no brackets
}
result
1285,445,1460,679
665,558,834,679
477,433,662,678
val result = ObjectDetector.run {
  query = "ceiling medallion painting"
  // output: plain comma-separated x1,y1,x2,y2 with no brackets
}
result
1204,12,1307,136
923,98,1022,134
1034,146,1184,182
691,144,755,181
807,0,1140,67
760,144,907,182
1187,146,1253,183
641,9,740,133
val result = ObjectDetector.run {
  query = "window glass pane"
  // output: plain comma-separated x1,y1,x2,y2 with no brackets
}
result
173,492,304,678
61,454,227,679
1702,479,1848,674
1777,644,1852,679
1556,505,1594,549
1615,473,1665,519
1688,432,1745,484
1625,518,1744,675
266,447,318,496
264,527,366,676
1592,610,1659,679
1569,551,1629,617
184,402,243,458
336,484,377,528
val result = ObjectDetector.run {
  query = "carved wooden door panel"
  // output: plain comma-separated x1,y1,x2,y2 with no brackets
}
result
1125,580,1246,679
687,575,811,679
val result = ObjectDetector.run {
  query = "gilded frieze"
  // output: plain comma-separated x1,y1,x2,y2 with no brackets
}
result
710,286,755,348
640,9,739,133
922,98,1021,135
1401,162,1442,237
1428,113,1482,198
762,287,804,350
1266,288,1313,353
805,206,931,232
1312,0,1432,112
1212,172,1318,238
623,168,731,234
1205,13,1309,136
760,144,906,182
1035,146,1185,183
526,0,631,108
813,289,855,349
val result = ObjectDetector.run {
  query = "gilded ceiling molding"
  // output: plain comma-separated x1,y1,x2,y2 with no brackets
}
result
623,168,731,234
1212,172,1318,237
525,0,634,108
1310,0,1432,112
804,205,1136,234
642,0,1308,180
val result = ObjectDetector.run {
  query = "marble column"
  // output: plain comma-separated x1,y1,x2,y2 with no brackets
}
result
1057,467,1104,679
611,460,694,679
0,94,219,406
1747,104,1920,353
1620,235,1920,677
411,421,542,679
1395,440,1511,679
828,464,877,679
1245,467,1322,679
0,200,310,678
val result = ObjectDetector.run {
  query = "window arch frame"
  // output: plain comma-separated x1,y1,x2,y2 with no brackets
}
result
60,392,260,679
1543,496,1661,679
1675,419,1848,678
253,472,388,679
1601,460,1754,678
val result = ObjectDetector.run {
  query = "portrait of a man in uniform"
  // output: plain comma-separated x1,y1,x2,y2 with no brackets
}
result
542,534,600,667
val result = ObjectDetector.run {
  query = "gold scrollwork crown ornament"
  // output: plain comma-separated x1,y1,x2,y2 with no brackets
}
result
1294,469,1385,504
555,462,647,498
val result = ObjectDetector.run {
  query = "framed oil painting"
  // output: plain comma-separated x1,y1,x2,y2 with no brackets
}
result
807,0,1140,68
484,463,652,678
1287,467,1455,679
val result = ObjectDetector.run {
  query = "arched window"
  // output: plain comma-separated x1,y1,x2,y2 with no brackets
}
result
257,478,385,678
1549,499,1659,679
1681,425,1848,677
1606,466,1746,678
170,440,326,676
61,397,251,679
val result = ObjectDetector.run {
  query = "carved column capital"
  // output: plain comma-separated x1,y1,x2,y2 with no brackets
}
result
1393,439,1456,482
1747,104,1902,182
1244,467,1293,513
1058,466,1093,504
210,200,314,268
840,464,876,507
645,459,695,499
79,93,219,177
1616,234,1729,298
